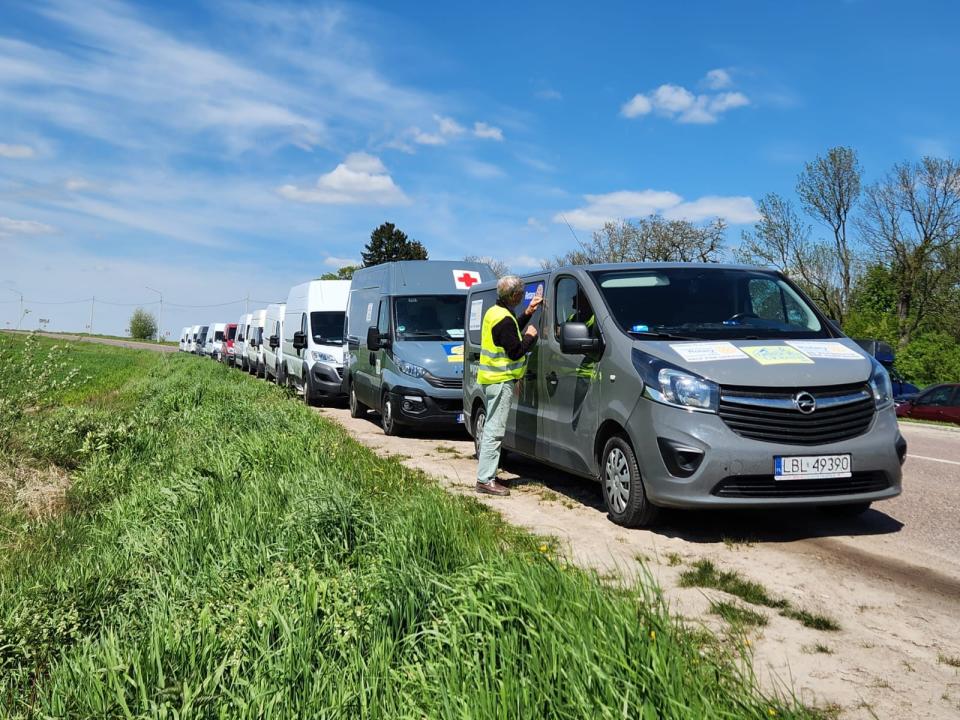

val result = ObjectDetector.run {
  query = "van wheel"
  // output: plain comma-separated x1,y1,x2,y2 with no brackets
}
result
473,405,486,459
349,384,367,418
818,502,871,518
275,360,283,385
601,435,659,528
381,394,400,436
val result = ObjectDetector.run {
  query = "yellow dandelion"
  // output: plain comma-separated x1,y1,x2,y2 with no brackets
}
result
538,544,548,553
745,638,751,647
649,630,656,641
767,709,776,717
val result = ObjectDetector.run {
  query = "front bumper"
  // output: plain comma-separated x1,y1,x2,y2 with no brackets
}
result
629,399,904,509
388,384,463,428
309,362,347,398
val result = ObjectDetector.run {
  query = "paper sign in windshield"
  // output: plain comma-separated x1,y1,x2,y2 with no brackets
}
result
742,345,814,365
469,299,484,332
785,341,862,360
670,342,748,363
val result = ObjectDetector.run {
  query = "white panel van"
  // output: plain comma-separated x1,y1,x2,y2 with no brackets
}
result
245,309,267,377
283,280,350,404
263,303,286,383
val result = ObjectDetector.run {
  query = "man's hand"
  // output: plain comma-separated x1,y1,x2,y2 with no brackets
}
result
525,294,543,315
524,324,538,338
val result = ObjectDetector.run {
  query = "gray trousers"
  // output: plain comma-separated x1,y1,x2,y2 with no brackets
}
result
476,380,515,484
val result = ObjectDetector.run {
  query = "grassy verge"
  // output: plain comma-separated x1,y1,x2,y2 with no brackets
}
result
0,337,820,718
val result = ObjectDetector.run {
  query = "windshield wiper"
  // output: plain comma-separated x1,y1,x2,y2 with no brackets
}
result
629,330,698,341
401,331,444,339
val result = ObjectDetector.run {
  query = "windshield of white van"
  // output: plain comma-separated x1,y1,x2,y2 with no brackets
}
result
311,311,345,345
394,295,466,341
591,268,829,340
214,331,224,341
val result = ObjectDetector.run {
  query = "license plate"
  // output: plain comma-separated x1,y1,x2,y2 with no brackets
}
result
456,413,465,424
774,454,851,480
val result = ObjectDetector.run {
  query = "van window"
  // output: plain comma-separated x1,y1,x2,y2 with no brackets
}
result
214,330,225,342
237,325,244,342
311,312,344,345
393,295,465,341
591,267,826,340
554,277,597,340
377,300,390,335
227,326,236,341
916,386,955,406
467,289,498,345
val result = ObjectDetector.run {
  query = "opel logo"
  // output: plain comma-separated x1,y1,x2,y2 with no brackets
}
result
794,391,817,414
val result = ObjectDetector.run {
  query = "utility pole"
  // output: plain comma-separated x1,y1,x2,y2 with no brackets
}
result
89,296,95,335
146,286,163,342
7,289,24,330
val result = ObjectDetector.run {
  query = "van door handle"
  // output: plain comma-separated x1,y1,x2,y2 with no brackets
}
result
547,371,558,386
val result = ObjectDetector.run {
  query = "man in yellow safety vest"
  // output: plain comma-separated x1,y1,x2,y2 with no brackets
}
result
476,275,541,495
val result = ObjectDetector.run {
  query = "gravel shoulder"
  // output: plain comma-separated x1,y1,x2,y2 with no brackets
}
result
318,407,960,720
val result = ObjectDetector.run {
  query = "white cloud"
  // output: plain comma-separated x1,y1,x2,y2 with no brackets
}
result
526,217,545,231
323,255,358,268
704,68,732,90
510,254,544,270
554,189,759,230
435,114,466,136
411,128,446,146
65,177,92,191
473,122,503,141
534,88,562,101
0,216,56,238
0,143,35,158
620,94,652,118
621,75,750,124
463,159,504,179
277,152,409,205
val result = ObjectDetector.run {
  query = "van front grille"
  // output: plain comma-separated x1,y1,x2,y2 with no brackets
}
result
718,383,875,446
711,472,889,498
425,374,462,390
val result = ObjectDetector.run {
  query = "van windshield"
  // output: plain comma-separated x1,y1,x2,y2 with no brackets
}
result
311,312,345,345
227,326,236,340
394,295,466,341
590,268,829,340
214,331,224,341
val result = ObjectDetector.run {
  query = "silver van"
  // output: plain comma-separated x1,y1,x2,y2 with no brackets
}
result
345,260,495,435
463,263,906,527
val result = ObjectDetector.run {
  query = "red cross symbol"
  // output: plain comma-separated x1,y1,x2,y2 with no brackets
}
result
454,270,481,289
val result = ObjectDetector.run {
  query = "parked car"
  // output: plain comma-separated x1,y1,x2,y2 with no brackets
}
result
853,339,920,400
219,323,237,363
194,325,209,355
345,260,495,435
463,263,905,527
244,309,267,376
234,313,252,369
896,384,960,425
178,326,191,352
283,280,350,405
263,303,286,383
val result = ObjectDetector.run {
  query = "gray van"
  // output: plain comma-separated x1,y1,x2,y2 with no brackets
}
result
463,263,906,527
345,260,495,435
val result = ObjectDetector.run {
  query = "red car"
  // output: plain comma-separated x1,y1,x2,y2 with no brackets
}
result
221,323,238,365
896,383,960,425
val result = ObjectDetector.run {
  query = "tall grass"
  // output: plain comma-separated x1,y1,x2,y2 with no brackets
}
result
0,342,818,718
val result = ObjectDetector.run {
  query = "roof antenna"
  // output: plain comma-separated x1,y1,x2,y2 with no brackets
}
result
560,214,582,247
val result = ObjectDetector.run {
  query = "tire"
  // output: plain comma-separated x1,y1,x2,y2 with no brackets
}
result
302,366,317,407
600,435,659,528
274,360,281,385
348,383,367,418
381,393,400,436
473,404,486,460
818,502,871,518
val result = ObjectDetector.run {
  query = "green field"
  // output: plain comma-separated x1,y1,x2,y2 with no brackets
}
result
0,334,819,718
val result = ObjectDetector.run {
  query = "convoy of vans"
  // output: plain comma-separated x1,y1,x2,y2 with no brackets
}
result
175,260,906,528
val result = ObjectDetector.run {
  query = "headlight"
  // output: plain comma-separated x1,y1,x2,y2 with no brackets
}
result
311,350,337,363
869,360,894,409
396,359,428,378
632,349,718,412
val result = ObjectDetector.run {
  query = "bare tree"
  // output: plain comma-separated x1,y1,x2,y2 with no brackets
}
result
464,255,511,278
796,146,862,322
737,193,844,320
543,216,726,268
858,157,960,346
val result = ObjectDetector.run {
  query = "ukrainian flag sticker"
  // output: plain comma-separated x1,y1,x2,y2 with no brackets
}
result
443,343,464,363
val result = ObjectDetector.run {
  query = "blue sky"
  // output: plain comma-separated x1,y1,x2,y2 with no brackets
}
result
1,0,957,336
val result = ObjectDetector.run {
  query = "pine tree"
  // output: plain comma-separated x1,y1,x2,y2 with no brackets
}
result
360,222,428,267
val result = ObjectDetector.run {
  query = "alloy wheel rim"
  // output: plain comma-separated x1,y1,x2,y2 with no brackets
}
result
383,399,392,430
604,447,631,514
475,412,485,456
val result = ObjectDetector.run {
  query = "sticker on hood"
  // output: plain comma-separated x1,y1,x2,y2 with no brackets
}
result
669,342,748,362
742,345,814,365
785,341,863,360
443,343,464,362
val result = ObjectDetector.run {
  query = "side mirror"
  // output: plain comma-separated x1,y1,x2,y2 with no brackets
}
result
560,322,601,355
293,331,307,350
367,325,390,350
269,334,280,349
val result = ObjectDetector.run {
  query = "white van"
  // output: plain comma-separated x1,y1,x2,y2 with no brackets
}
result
205,322,226,359
235,312,252,369
283,280,350,405
245,309,267,376
263,303,286,383
179,326,191,352
187,324,200,353
195,325,209,355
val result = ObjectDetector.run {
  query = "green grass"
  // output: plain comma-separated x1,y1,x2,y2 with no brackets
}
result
710,601,768,628
680,560,841,633
0,341,820,718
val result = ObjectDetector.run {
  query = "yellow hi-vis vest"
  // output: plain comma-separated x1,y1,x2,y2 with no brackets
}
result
478,304,526,385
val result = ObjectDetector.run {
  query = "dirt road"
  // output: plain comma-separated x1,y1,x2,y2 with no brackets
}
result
2,330,178,353
318,406,960,720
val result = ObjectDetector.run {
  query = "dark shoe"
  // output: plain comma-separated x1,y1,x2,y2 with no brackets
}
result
476,481,510,497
